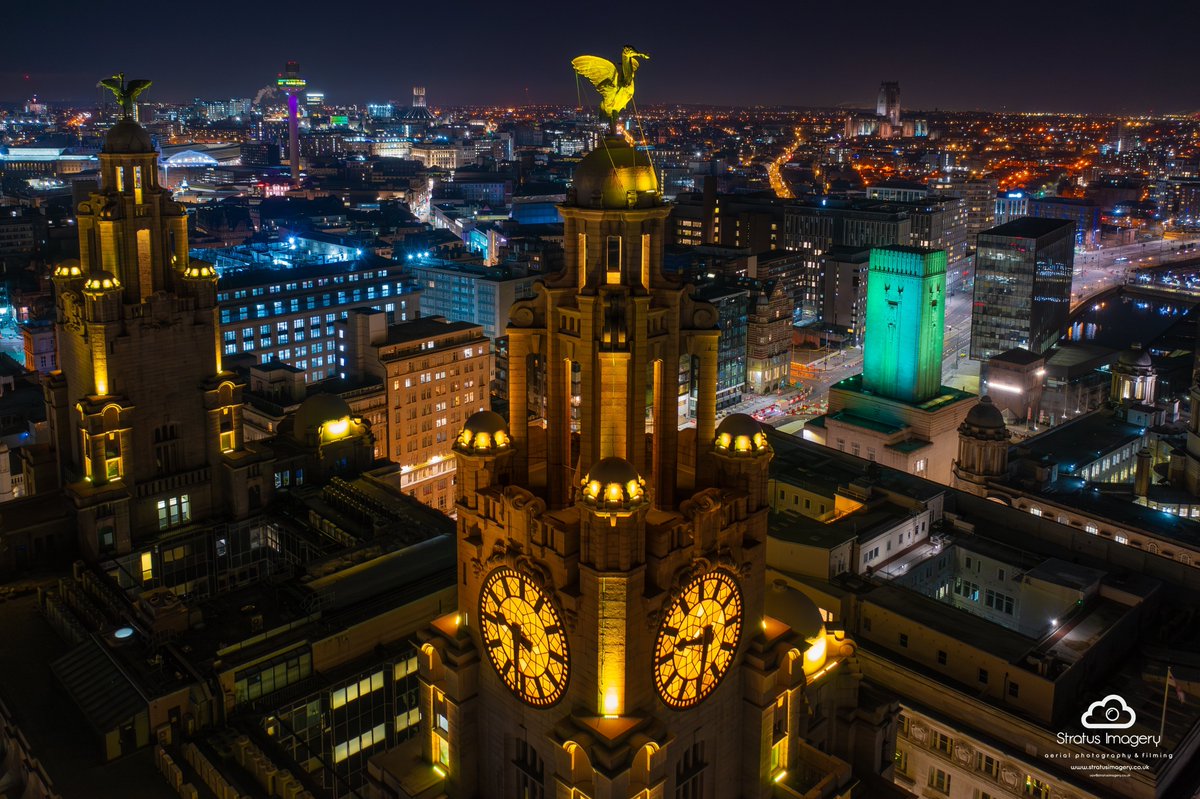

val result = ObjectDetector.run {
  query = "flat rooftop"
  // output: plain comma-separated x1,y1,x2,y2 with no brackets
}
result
982,217,1075,239
830,373,977,412
1014,408,1144,475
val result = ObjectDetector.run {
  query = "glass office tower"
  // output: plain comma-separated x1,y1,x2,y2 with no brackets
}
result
970,218,1075,361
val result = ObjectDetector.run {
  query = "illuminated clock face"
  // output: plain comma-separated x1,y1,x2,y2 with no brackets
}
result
654,570,743,709
478,568,569,707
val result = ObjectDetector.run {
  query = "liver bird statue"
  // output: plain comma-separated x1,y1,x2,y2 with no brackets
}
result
571,46,649,132
98,73,153,119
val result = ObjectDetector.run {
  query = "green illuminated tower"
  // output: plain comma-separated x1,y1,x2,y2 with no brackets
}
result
862,246,946,403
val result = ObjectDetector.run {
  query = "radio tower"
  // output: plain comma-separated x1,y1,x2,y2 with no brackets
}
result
276,61,306,186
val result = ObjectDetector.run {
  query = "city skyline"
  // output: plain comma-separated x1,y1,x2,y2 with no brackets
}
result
5,0,1200,113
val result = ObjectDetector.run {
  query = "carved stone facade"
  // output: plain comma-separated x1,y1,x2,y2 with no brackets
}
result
47,117,269,557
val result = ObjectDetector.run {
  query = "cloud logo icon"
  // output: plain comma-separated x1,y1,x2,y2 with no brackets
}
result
1081,694,1136,729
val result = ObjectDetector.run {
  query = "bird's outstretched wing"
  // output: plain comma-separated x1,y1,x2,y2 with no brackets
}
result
126,79,153,102
97,77,124,98
572,56,617,90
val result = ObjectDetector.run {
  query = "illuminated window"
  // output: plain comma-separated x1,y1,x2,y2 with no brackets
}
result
1024,776,1050,798
156,494,191,530
220,407,236,452
140,551,153,583
894,749,908,774
606,235,622,284
1029,506,1042,517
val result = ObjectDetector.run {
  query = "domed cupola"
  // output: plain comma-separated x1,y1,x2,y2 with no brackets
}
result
454,410,511,455
569,136,660,210
714,413,770,455
579,456,647,514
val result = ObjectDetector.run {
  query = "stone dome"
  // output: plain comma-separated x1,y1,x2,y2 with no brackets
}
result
103,120,154,155
766,579,825,641
291,393,352,441
714,413,770,454
1117,345,1152,369
53,259,82,279
964,395,1006,430
182,262,217,280
579,456,647,509
570,136,660,210
455,410,510,454
82,271,121,294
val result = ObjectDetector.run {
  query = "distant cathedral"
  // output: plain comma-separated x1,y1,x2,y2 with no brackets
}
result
373,108,895,797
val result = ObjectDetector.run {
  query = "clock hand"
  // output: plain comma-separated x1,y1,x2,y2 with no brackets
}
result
698,625,713,674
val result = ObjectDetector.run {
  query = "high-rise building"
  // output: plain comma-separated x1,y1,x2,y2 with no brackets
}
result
805,246,976,483
373,131,897,799
406,259,538,340
276,61,306,186
994,190,1028,226
47,112,267,558
340,310,491,514
931,176,999,242
1028,197,1101,249
970,218,1075,361
877,81,901,127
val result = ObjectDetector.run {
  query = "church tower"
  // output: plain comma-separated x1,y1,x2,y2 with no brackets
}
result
46,88,259,558
391,122,855,798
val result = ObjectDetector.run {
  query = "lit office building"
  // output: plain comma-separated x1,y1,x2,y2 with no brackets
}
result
405,258,537,340
970,218,1075,361
206,238,420,383
339,311,490,513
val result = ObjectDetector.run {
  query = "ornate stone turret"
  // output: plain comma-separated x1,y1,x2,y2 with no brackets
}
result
952,395,1010,496
1111,343,1156,404
453,410,513,510
712,413,772,510
50,81,266,556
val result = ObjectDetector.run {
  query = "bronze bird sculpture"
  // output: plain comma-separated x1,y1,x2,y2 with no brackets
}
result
572,46,649,131
98,73,153,118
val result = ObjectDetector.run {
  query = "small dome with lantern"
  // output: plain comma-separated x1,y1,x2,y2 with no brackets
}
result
714,413,770,455
455,410,511,454
82,271,122,294
182,261,217,280
53,259,83,279
579,456,647,511
963,395,1006,431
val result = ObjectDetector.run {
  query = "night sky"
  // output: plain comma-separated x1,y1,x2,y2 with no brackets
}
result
4,0,1198,113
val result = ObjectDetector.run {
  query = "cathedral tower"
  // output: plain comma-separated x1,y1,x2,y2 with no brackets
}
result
389,127,860,799
47,93,260,558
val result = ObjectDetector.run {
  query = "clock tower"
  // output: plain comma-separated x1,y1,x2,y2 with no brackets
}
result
382,132,870,799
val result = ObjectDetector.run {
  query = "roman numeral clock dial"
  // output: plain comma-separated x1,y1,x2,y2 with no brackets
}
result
654,570,744,709
478,568,569,707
